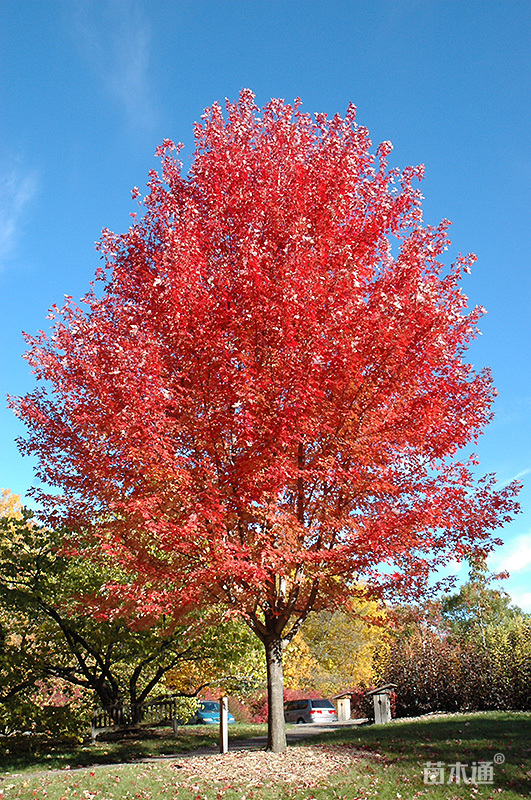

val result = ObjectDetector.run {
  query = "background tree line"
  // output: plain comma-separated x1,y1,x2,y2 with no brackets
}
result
380,563,531,717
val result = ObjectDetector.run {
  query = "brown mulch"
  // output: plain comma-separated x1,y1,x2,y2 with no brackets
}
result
172,744,381,788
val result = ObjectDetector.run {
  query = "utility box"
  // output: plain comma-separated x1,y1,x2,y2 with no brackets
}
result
366,684,396,725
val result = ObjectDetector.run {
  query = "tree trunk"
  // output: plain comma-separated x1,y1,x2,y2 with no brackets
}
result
264,636,287,753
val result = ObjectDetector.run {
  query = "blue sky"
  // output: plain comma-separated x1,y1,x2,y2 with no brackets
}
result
1,0,530,608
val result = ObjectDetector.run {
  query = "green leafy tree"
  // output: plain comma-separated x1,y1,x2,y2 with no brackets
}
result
443,560,521,648
0,494,259,732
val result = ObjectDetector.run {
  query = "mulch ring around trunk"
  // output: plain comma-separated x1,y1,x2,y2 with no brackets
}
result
171,743,384,789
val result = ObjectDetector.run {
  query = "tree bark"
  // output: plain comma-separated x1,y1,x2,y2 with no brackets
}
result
264,635,286,753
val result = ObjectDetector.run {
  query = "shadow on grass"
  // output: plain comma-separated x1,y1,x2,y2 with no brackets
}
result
302,711,531,796
0,723,267,773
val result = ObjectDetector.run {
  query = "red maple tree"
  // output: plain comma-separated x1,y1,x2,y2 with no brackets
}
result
12,91,519,751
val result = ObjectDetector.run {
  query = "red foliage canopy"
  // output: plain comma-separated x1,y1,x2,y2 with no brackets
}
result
12,91,519,638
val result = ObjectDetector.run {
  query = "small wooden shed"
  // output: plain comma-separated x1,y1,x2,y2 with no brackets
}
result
365,684,397,725
332,691,352,722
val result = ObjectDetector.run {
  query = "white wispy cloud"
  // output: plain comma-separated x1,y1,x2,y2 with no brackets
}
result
495,467,531,490
0,165,38,269
506,589,531,614
513,468,531,481
70,0,157,131
491,531,531,575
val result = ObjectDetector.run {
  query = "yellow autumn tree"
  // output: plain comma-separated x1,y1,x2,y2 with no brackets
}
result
284,601,390,695
0,489,23,521
283,631,321,691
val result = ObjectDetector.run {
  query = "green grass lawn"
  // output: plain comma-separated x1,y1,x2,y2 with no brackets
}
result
0,712,529,799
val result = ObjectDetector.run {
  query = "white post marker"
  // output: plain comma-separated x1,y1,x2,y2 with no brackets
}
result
219,695,229,754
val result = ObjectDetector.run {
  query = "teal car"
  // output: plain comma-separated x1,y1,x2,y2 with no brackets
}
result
191,700,236,725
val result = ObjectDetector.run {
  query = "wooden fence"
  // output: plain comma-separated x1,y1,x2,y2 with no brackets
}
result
91,697,181,742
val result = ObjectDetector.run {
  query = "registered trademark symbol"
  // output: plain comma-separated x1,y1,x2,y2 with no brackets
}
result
494,753,505,765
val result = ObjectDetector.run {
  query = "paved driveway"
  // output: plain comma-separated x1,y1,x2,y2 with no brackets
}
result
183,719,369,755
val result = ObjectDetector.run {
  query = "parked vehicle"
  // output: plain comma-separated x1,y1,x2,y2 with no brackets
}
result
284,698,338,724
190,700,236,725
